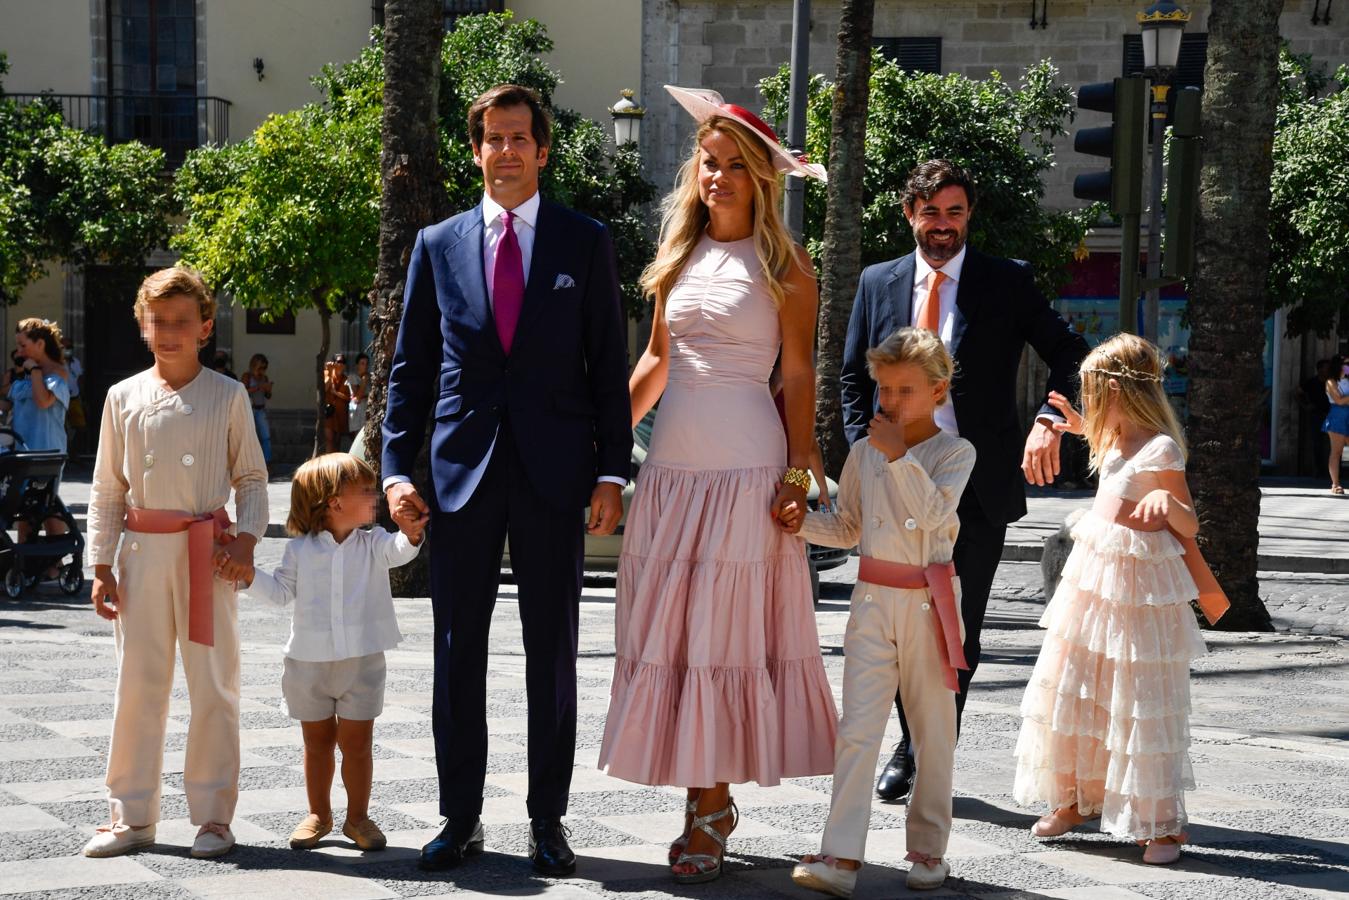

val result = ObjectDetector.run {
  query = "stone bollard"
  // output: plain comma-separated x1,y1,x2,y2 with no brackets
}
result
1040,507,1086,600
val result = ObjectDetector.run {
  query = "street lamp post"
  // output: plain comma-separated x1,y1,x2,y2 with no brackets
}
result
783,0,811,241
1138,0,1190,343
609,88,645,148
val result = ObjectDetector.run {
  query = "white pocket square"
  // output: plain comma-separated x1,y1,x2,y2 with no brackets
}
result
553,273,575,290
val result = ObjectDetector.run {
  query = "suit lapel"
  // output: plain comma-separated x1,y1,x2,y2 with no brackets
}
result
512,199,557,347
951,246,982,357
884,253,916,335
446,205,497,346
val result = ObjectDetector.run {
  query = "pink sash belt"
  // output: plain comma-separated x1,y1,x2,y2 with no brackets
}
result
857,556,969,693
1090,493,1230,626
124,507,231,647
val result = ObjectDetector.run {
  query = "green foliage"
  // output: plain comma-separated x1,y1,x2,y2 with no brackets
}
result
182,13,657,322
1269,46,1349,335
759,53,1098,299
0,52,170,304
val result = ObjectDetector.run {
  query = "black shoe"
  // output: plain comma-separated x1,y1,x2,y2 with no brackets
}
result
528,817,576,877
418,817,484,871
876,738,915,802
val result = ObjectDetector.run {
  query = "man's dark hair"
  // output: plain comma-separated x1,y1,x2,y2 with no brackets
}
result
902,159,978,212
468,84,552,150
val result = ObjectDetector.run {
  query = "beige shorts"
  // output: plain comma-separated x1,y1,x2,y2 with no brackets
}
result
282,652,386,721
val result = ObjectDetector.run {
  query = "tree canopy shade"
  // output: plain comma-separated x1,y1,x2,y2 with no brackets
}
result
0,53,170,304
1269,47,1349,337
759,55,1099,303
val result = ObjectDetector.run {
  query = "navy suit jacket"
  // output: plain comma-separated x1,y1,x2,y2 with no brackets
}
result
382,199,632,514
840,246,1089,526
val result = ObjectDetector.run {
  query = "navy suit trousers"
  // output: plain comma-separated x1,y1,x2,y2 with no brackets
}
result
428,421,583,821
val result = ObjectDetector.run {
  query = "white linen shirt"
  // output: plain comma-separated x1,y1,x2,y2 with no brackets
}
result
243,527,420,662
910,245,966,436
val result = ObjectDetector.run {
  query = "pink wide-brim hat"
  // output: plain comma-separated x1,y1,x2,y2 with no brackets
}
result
665,84,828,182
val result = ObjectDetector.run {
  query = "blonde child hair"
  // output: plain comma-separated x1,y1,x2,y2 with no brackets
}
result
639,115,808,311
864,327,955,406
134,266,216,324
1078,332,1186,472
286,452,376,536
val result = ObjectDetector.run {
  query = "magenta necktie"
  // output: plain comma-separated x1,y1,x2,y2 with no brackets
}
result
492,210,525,355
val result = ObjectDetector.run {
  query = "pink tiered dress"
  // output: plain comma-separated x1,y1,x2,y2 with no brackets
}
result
599,234,838,788
1014,433,1207,840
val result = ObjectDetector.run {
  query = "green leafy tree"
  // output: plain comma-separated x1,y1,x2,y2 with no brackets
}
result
0,52,170,304
173,103,381,452
1268,47,1349,336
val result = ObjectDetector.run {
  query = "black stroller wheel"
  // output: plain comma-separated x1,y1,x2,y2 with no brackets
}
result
4,566,23,599
59,563,84,596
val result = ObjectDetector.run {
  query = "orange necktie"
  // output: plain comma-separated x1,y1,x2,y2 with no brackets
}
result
920,270,946,335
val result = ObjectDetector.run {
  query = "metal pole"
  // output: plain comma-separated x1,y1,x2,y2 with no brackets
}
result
1120,212,1141,335
783,0,810,241
1143,81,1170,343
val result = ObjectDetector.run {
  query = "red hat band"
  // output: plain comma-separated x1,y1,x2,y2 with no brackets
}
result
717,103,780,148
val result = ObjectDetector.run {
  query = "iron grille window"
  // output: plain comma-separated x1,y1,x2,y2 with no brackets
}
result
371,0,504,30
873,37,942,74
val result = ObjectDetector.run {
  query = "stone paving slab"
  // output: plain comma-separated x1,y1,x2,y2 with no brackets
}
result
1,558,1348,899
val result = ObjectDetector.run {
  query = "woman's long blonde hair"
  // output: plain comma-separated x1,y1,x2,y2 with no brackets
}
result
1078,332,1187,471
640,116,807,309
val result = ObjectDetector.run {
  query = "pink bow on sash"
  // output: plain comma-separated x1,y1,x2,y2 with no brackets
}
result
1090,493,1231,626
124,507,232,647
857,556,968,693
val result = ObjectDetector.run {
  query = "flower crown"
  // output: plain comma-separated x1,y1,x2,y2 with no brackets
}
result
1081,359,1164,383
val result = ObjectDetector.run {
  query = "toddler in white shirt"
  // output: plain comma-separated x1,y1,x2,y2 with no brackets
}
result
241,452,426,852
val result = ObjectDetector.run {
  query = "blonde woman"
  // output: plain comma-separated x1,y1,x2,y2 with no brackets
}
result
598,86,838,884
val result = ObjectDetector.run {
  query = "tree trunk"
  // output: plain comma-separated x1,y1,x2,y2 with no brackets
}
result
815,0,874,479
314,298,331,458
1186,0,1283,631
367,0,450,598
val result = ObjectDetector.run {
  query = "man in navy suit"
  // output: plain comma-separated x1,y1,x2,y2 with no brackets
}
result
840,160,1089,802
382,84,632,876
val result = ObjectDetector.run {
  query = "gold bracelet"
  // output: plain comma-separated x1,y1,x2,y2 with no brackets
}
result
783,466,812,491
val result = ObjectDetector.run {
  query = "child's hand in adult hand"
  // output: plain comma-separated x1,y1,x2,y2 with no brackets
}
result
1130,489,1172,526
214,533,256,583
92,565,120,620
775,497,805,534
868,414,908,462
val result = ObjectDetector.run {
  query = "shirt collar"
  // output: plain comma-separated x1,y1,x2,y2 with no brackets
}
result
914,243,967,288
482,191,541,230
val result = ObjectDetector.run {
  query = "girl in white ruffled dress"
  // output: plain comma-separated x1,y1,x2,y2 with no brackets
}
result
1013,333,1221,866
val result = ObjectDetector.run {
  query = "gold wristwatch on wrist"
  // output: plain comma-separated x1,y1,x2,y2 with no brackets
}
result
782,466,811,491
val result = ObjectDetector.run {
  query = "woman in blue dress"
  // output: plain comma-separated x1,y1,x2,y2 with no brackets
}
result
1,318,72,548
1323,356,1349,495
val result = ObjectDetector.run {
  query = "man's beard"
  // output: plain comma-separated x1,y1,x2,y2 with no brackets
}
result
915,226,966,264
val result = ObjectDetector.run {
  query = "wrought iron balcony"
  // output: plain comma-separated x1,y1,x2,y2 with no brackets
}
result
5,92,231,169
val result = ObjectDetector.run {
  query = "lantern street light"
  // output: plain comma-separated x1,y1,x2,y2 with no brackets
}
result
1138,0,1191,342
609,89,645,147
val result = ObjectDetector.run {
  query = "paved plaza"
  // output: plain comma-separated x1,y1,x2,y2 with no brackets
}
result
0,475,1346,899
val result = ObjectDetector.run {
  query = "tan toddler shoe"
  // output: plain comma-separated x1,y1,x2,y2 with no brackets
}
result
289,814,333,849
343,817,387,851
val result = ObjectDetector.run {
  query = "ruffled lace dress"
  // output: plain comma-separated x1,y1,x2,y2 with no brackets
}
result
598,235,838,787
1013,434,1206,840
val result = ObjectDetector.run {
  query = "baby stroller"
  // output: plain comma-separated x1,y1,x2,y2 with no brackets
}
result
0,427,85,599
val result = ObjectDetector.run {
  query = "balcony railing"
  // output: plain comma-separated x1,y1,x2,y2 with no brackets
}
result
5,92,232,169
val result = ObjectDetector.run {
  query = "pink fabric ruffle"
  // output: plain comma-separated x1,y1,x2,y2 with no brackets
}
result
600,463,838,787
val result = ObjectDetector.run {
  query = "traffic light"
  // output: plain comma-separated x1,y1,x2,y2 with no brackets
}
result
1163,86,1202,280
1072,76,1148,218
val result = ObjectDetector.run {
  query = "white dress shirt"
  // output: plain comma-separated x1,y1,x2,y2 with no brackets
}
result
243,527,419,662
910,245,967,436
382,190,624,490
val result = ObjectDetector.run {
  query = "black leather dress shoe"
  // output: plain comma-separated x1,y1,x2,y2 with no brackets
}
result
528,817,576,877
418,818,484,871
875,738,915,802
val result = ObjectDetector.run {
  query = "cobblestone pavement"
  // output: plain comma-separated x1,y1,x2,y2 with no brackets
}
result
1,543,1347,899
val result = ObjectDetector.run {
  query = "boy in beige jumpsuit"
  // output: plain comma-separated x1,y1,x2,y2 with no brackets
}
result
789,328,976,896
82,267,268,860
